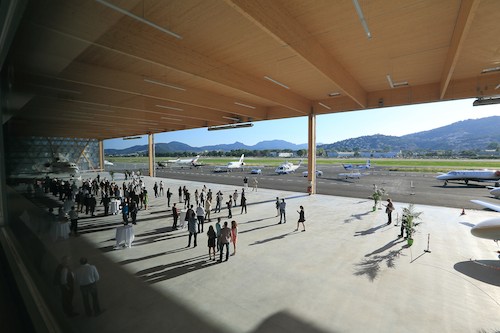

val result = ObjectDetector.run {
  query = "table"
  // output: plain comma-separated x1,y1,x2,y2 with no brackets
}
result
178,210,187,229
115,225,134,248
52,222,70,241
110,199,120,215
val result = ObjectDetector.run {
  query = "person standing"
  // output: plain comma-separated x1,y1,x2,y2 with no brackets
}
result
383,198,395,225
233,190,239,207
218,221,231,262
75,257,102,317
279,199,286,224
172,203,179,230
89,195,97,217
196,204,205,233
143,190,149,210
129,200,138,225
253,178,258,191
205,199,212,222
295,206,306,232
68,206,79,236
166,188,172,207
178,186,182,203
227,196,233,218
215,217,222,252
186,205,197,247
159,181,164,196
275,197,280,217
153,182,159,198
55,256,78,317
240,192,247,214
215,190,223,213
230,220,238,255
207,225,216,261
243,176,248,189
101,194,110,216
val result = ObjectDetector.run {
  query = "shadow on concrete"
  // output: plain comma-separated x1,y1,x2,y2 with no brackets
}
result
354,223,388,236
459,222,475,228
454,260,500,287
365,238,405,257
344,210,371,223
249,231,299,246
354,248,406,281
119,247,191,265
251,310,335,333
135,254,215,284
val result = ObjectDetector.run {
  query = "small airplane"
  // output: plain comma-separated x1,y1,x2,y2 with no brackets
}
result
436,169,500,186
213,154,245,172
275,159,302,174
342,160,371,171
338,172,362,179
227,154,245,169
469,200,500,247
104,160,114,166
157,155,201,168
488,187,500,198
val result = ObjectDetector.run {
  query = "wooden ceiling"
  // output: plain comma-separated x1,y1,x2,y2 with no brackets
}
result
4,0,500,140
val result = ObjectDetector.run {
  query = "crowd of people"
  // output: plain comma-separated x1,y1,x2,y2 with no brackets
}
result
28,171,308,319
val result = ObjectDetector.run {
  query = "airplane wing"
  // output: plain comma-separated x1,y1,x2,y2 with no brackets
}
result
470,200,500,213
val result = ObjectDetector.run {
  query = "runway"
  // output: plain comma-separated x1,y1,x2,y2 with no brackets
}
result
155,165,500,212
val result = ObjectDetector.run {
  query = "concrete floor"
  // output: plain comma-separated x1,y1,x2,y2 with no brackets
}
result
39,173,500,333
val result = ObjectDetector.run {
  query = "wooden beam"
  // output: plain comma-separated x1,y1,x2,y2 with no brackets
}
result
439,0,480,99
226,0,367,108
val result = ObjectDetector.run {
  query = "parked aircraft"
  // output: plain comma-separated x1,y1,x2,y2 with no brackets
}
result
338,172,362,179
275,159,302,174
157,155,201,168
104,160,114,166
469,200,500,243
436,169,500,186
342,160,371,171
488,187,500,198
213,154,245,172
33,154,80,176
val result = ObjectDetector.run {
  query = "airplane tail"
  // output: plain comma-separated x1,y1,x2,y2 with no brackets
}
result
298,159,303,166
191,155,200,164
239,154,245,163
366,160,371,168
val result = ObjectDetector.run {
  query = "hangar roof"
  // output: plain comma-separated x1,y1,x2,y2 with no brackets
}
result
5,0,500,140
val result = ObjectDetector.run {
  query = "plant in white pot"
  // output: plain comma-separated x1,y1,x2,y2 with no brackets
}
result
371,187,387,211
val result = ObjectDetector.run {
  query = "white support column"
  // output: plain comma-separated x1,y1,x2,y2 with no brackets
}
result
307,110,317,194
148,134,155,177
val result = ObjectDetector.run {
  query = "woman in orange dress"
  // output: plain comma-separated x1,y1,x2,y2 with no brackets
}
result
230,220,238,255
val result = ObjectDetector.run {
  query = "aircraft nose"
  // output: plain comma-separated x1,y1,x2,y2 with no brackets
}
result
471,218,500,240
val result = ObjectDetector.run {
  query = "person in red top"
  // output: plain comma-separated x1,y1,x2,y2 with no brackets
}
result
231,220,238,255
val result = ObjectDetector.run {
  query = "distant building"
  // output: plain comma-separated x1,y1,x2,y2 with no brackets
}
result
278,152,294,158
327,151,355,158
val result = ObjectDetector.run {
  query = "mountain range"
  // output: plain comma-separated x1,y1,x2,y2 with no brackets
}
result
105,116,500,155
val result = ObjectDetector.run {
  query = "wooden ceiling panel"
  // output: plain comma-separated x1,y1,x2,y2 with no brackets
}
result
4,0,500,140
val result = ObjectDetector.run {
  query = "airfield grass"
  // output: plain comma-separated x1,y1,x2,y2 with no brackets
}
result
107,156,499,172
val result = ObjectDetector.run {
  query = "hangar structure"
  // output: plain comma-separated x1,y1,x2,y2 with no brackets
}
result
1,0,500,331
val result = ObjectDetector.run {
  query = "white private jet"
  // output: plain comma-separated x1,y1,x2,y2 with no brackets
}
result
436,169,500,186
104,160,114,166
342,160,371,171
214,154,245,172
157,155,201,168
275,159,302,174
467,200,500,247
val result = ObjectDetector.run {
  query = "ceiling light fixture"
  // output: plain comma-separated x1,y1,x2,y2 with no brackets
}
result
155,104,183,111
473,96,500,106
144,78,186,91
481,66,500,74
208,123,253,131
222,116,241,122
161,116,182,121
123,136,142,140
234,102,256,109
318,102,331,110
386,74,408,88
495,83,500,90
31,83,81,95
352,0,372,39
328,92,341,97
138,121,159,125
264,76,290,89
95,0,182,39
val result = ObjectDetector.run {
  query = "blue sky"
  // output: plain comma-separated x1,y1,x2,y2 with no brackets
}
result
104,98,500,149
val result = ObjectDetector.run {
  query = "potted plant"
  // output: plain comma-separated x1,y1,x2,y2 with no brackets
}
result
401,204,423,246
371,187,387,211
